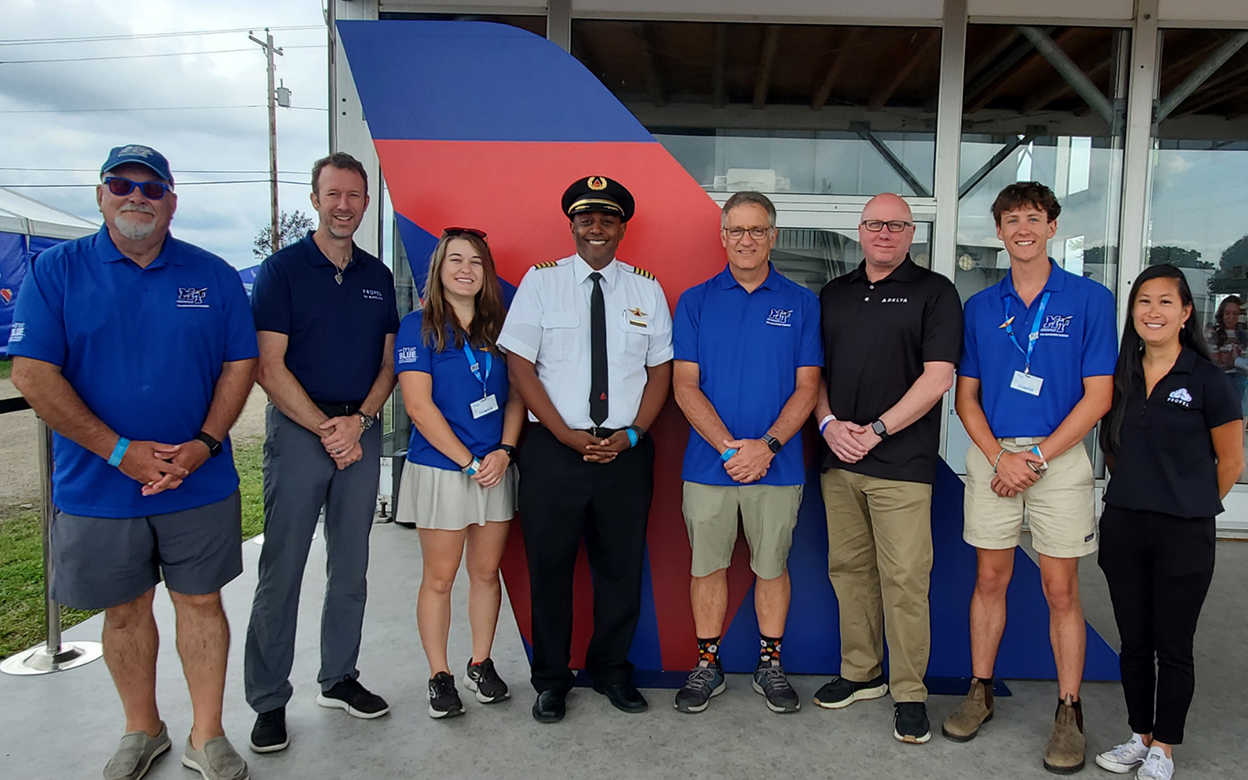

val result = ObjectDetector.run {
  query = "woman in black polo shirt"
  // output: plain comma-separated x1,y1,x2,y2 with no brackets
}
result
1096,264,1244,780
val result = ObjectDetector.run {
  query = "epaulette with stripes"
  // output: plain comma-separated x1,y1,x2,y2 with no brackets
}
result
633,267,656,280
532,261,559,270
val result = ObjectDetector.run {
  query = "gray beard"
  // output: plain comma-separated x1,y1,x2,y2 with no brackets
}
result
115,212,157,241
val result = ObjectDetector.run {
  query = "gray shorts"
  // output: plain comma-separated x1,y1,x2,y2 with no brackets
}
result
50,490,243,610
682,482,804,580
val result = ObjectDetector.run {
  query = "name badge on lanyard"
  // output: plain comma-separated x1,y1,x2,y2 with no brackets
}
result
1003,292,1049,397
463,344,499,419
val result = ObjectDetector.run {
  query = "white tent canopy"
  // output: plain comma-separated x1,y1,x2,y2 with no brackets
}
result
0,187,98,240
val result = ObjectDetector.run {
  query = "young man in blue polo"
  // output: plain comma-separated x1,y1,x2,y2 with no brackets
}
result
944,182,1117,774
9,145,257,780
671,190,821,714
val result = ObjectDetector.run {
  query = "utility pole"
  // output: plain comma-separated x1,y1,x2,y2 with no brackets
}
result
250,28,284,255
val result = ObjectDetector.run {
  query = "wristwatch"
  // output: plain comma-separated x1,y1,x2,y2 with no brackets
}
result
761,434,783,454
195,431,222,457
871,419,889,439
357,412,376,431
497,444,517,463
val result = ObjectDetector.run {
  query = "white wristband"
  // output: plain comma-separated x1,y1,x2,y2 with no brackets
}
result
818,414,836,435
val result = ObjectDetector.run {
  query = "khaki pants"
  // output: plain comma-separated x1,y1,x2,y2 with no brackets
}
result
821,469,933,702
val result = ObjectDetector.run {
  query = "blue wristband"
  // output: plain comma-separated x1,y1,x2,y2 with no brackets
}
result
720,448,738,463
108,437,130,468
463,456,482,476
626,427,639,448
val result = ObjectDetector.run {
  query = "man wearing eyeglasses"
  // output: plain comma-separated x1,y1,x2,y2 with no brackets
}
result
8,145,258,780
670,191,821,715
244,152,399,753
811,193,963,745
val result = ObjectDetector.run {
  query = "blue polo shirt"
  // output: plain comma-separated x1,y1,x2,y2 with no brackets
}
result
6,227,258,518
251,232,399,404
394,312,510,471
960,259,1117,437
673,264,823,486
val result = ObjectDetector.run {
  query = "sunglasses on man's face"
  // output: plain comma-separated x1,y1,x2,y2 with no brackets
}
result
441,226,488,241
104,176,171,200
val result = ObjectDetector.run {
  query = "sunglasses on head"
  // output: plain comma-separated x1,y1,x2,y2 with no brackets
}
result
104,176,171,200
441,226,488,241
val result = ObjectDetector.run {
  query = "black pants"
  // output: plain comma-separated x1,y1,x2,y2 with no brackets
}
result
518,425,654,694
1098,504,1216,745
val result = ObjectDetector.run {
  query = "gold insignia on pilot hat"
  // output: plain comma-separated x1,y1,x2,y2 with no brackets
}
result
588,176,608,191
533,261,559,269
633,267,656,280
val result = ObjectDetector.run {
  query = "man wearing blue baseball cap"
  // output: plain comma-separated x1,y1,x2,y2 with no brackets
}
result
8,144,257,780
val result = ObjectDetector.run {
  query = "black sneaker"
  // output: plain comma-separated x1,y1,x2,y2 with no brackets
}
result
316,679,390,719
752,659,800,713
674,662,726,714
428,671,465,719
813,673,889,709
894,701,932,744
249,707,289,754
464,658,509,704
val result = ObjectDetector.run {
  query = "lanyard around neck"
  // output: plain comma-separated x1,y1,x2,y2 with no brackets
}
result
1003,291,1050,375
461,343,492,397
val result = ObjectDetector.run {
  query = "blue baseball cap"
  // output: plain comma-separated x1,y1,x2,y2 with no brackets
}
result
100,144,174,185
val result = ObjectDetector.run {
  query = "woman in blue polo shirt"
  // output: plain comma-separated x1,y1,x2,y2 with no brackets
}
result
394,228,525,719
1096,264,1244,779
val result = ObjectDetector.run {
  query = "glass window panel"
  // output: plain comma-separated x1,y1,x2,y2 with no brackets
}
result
771,223,932,294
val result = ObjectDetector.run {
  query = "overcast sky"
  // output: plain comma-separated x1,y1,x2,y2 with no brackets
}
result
3,0,329,269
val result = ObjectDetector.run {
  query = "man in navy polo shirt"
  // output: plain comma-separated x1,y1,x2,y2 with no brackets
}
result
244,152,399,753
9,145,257,780
943,182,1116,774
671,190,821,715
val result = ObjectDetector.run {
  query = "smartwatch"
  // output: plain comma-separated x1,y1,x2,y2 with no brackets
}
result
871,419,889,439
497,444,517,463
761,434,783,454
195,431,223,457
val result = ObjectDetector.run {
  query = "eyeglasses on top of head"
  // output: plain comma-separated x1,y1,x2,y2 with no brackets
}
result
441,226,488,241
104,176,171,200
723,226,774,240
860,220,914,233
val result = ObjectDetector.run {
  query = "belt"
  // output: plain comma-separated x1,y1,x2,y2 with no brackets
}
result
316,401,364,418
999,436,1046,446
578,426,623,439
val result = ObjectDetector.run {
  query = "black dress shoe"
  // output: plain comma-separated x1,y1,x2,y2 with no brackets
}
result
592,681,649,713
532,690,566,723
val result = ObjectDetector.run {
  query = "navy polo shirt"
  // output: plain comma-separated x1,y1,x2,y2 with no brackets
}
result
6,227,258,518
1103,348,1241,518
251,232,399,404
960,259,1117,437
395,312,510,471
673,263,823,486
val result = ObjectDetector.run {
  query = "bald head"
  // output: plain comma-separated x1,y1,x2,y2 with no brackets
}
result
859,192,915,274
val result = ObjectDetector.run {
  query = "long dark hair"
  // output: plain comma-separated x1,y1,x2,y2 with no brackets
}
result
1211,294,1244,348
1103,264,1212,453
420,232,506,354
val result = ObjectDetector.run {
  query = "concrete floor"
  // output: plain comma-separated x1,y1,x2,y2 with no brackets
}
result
3,526,1244,780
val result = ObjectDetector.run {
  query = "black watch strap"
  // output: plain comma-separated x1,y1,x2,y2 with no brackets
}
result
195,431,222,457
497,444,517,462
871,419,889,439
761,434,783,454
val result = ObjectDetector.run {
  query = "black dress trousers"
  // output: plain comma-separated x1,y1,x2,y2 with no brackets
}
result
518,425,655,693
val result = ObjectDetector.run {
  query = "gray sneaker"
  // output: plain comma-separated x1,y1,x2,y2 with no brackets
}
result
752,659,800,713
181,736,250,780
103,722,171,780
674,662,726,713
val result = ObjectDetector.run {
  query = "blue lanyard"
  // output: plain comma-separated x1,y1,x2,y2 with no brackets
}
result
1003,291,1050,375
461,343,492,398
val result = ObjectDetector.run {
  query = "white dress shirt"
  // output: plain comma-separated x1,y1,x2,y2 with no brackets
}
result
499,253,674,429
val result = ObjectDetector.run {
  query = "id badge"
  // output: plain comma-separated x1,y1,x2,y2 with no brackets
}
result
470,394,499,419
1010,370,1043,396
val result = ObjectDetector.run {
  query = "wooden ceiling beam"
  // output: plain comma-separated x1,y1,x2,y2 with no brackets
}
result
753,25,783,110
811,28,862,110
868,29,940,111
712,23,728,108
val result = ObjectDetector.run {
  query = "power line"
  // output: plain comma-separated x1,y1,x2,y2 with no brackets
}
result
1,44,322,65
0,25,324,47
0,105,327,114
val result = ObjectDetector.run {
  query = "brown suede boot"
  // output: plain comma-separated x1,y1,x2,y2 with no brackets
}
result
1043,697,1086,774
941,678,994,742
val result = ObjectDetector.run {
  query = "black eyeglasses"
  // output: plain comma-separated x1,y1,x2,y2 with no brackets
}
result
104,176,171,200
860,220,914,233
441,226,488,241
723,227,774,240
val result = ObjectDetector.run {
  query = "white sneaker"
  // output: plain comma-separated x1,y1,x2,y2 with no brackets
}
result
1136,746,1175,780
1095,734,1149,773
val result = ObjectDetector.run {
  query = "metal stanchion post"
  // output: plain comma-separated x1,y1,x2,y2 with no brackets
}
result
1,418,102,675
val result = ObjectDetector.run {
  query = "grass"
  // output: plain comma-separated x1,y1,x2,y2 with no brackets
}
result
0,359,10,380
0,438,266,659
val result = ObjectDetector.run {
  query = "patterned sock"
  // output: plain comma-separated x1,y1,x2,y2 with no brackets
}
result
696,636,721,667
759,634,783,665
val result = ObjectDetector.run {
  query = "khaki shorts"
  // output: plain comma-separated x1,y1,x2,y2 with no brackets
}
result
682,482,803,580
964,437,1097,558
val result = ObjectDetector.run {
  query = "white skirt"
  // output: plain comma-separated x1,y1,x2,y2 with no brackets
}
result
395,460,517,531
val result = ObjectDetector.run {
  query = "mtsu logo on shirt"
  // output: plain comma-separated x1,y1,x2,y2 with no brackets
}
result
396,346,419,365
1168,387,1193,408
1040,314,1074,336
765,308,793,327
8,321,24,343
175,287,209,308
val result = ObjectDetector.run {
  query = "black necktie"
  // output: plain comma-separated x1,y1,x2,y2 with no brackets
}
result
589,271,608,426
